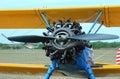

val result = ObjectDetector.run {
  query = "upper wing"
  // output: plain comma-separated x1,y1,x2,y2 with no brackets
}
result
0,9,46,28
0,5,120,28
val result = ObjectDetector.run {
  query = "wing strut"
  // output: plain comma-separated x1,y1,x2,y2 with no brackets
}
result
94,21,103,34
41,13,51,28
88,11,103,34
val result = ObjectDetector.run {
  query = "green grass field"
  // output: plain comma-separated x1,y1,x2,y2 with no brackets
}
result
0,48,119,79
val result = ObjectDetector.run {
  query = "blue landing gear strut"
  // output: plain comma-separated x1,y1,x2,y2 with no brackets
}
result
76,47,95,79
44,60,57,79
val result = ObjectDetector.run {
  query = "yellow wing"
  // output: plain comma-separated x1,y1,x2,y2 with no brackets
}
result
0,5,120,28
0,63,120,77
0,9,46,28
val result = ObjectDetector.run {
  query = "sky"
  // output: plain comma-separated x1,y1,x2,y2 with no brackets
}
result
0,0,120,44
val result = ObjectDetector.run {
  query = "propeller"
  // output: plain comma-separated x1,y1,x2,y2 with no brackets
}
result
7,35,55,43
7,34,119,50
68,34,119,41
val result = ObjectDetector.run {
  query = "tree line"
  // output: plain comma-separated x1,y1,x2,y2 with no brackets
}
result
0,42,120,49
91,41,120,49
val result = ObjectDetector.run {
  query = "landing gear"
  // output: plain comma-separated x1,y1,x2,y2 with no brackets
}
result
76,47,95,79
44,60,57,79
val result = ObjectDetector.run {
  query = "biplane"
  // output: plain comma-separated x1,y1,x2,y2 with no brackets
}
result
0,5,120,79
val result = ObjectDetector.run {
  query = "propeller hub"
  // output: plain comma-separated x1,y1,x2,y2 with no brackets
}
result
52,28,73,50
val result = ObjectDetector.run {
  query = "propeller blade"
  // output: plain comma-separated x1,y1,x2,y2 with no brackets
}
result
7,35,55,43
68,34,119,41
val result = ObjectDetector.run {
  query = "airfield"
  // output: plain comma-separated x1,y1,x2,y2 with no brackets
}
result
0,48,119,79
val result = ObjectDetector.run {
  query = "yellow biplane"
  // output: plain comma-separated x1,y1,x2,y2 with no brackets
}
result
0,5,120,79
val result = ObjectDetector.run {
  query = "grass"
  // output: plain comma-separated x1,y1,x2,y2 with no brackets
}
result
0,48,119,79
0,49,50,64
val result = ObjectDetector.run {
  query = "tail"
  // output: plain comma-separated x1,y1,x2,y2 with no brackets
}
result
116,48,120,64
